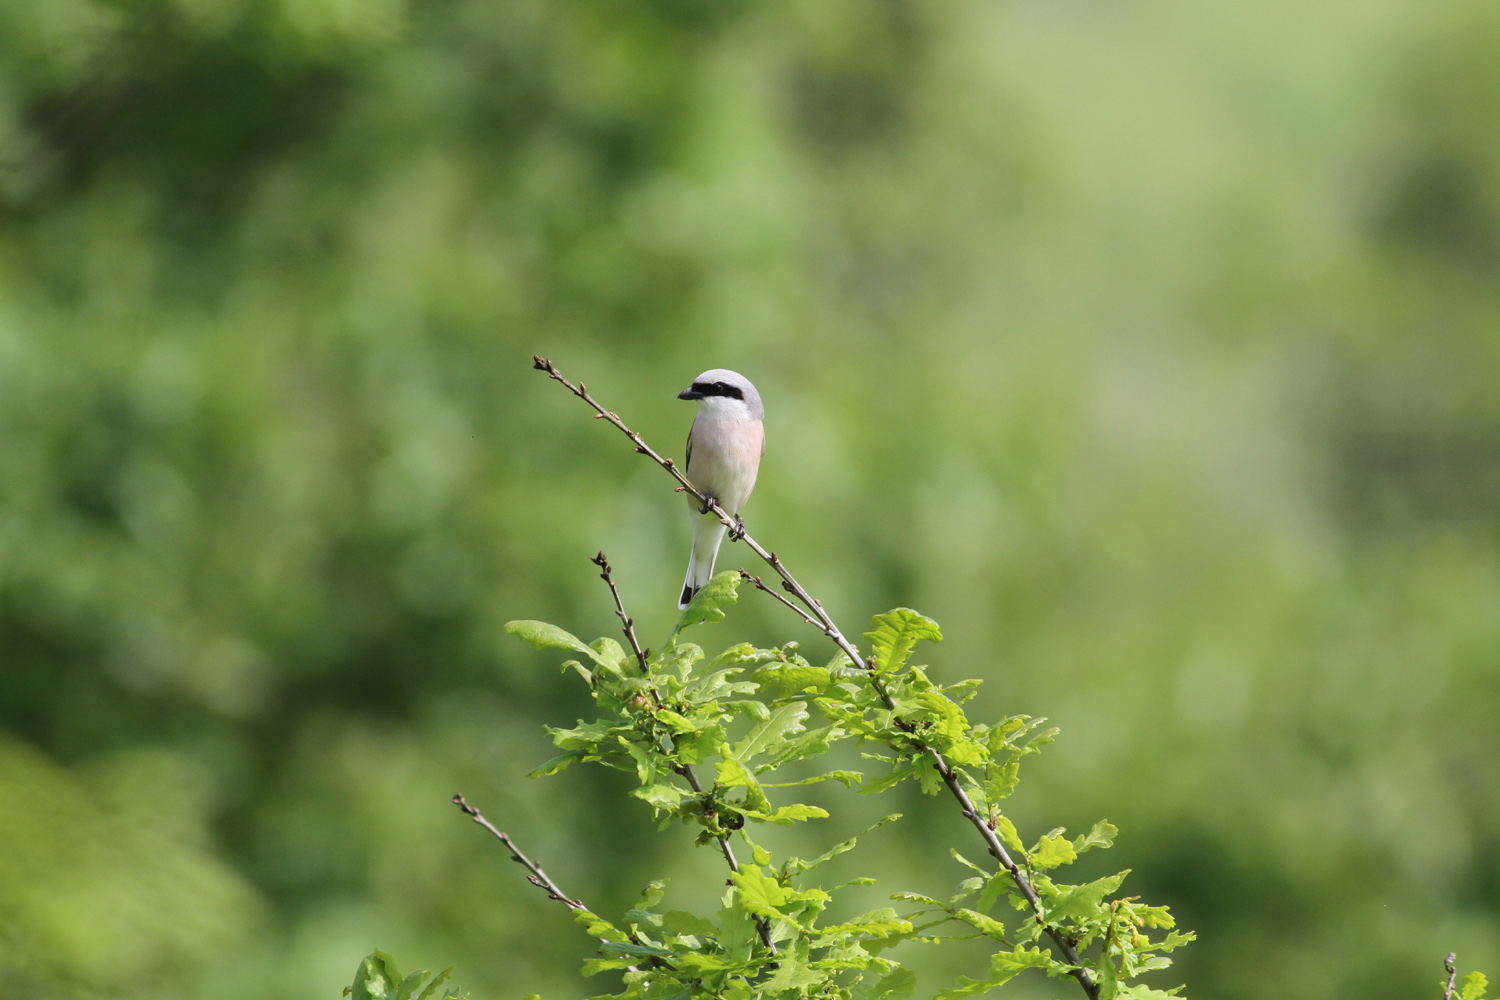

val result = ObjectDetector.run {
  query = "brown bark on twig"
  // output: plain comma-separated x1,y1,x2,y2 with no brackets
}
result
452,793,659,974
591,552,650,674
452,793,586,908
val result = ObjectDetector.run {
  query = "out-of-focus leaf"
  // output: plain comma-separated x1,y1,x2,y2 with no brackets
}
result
636,879,668,909
862,967,917,1000
934,944,1051,999
788,814,901,874
952,908,1008,940
859,762,917,795
762,768,862,788
662,910,716,936
345,949,402,999
528,753,584,778
416,969,455,1000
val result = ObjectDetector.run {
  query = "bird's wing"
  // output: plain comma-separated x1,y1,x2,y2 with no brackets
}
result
684,415,695,473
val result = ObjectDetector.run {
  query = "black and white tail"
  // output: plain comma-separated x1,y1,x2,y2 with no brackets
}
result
679,514,728,609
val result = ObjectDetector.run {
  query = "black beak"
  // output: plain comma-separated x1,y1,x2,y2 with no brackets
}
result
677,387,703,400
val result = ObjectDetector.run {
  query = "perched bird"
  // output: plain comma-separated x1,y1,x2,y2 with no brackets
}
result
677,369,765,608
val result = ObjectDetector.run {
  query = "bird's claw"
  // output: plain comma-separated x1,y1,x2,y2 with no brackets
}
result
728,516,746,541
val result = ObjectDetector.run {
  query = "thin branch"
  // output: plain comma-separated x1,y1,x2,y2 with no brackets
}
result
453,793,658,974
533,356,700,496
739,570,823,632
453,793,586,908
1446,952,1458,1000
535,356,1099,1000
591,551,650,674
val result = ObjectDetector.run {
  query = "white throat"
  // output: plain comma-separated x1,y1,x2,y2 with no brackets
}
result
697,396,753,420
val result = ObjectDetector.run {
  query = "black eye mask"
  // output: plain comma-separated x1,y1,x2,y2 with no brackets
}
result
688,381,744,400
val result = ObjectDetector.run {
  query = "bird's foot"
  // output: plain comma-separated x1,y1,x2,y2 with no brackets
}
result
728,515,746,541
698,493,718,516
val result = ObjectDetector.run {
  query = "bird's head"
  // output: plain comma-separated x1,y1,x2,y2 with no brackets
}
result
678,369,763,420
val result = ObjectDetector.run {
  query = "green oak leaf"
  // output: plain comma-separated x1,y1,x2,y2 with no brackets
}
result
865,609,943,674
663,909,717,937
345,949,402,1000
415,969,456,1000
732,701,809,761
747,803,830,826
1032,833,1078,870
506,621,620,673
1074,820,1118,853
861,967,917,1000
754,664,832,698
934,945,1051,999
788,814,902,875
673,571,743,632
1046,872,1129,921
994,815,1025,853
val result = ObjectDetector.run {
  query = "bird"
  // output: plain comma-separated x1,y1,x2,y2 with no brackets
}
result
677,369,765,609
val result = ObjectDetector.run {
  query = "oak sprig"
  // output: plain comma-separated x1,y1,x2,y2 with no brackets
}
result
501,565,1191,1000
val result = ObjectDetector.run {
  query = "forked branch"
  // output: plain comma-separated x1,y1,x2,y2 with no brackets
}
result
535,355,1099,999
738,570,821,631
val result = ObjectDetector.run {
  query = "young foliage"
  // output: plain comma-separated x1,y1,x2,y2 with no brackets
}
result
1451,968,1490,1000
499,570,1193,999
344,949,467,1000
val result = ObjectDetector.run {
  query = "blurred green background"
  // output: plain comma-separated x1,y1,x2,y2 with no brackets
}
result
4,0,1500,997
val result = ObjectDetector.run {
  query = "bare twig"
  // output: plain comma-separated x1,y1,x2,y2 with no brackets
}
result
591,552,649,674
453,793,586,909
739,570,823,632
453,793,660,974
535,355,1099,999
1446,952,1458,1000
